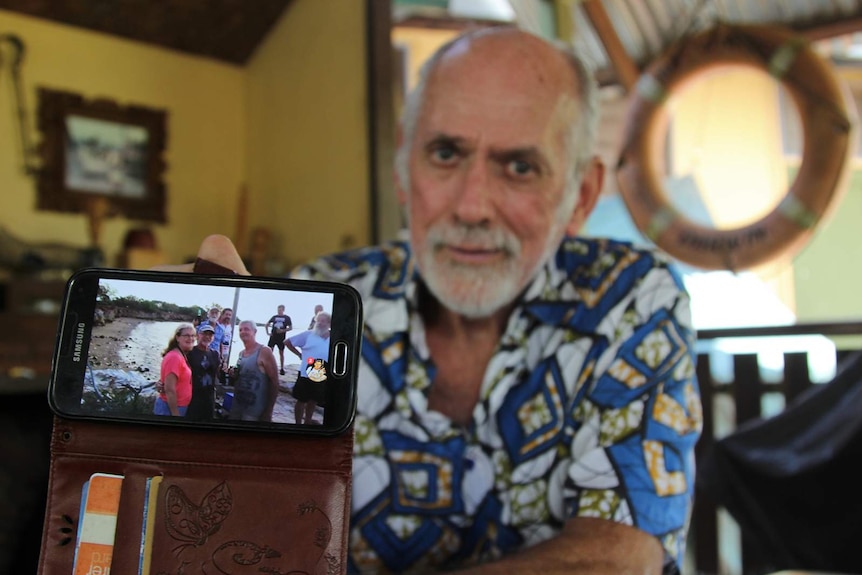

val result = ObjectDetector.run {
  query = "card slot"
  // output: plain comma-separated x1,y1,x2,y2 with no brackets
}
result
38,456,129,575
38,458,167,575
109,465,162,575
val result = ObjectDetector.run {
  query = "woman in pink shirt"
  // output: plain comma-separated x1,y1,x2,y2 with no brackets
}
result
153,323,195,416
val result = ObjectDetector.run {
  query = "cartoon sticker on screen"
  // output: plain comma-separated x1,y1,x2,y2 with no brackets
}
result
307,358,327,382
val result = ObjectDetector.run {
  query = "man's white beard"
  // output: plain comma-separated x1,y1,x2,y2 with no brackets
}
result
417,222,541,319
407,185,577,319
314,325,330,338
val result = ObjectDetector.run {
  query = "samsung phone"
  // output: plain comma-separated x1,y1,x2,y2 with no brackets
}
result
48,268,362,435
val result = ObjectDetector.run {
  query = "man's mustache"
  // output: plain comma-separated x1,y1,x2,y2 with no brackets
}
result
426,223,521,255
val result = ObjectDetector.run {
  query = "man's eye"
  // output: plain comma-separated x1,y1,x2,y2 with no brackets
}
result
506,159,535,177
430,146,458,164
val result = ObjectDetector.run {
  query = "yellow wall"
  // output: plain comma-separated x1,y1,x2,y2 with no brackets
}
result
0,1,371,271
391,27,459,91
245,0,370,270
0,9,246,265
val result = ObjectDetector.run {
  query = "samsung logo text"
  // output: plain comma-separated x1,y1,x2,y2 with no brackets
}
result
72,323,86,362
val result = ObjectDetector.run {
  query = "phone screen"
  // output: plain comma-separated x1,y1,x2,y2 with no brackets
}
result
49,269,361,435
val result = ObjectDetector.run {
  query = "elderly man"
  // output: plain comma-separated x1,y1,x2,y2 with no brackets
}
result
285,311,332,425
176,26,700,575
227,319,279,422
185,322,221,421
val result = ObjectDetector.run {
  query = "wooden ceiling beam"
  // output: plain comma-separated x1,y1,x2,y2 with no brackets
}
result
794,15,862,41
579,0,640,92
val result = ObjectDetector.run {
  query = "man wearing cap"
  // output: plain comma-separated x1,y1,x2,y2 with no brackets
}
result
186,322,221,420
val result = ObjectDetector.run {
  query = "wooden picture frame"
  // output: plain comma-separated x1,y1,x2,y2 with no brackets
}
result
36,87,168,222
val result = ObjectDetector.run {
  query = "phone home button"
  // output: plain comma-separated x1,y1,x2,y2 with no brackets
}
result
332,341,349,377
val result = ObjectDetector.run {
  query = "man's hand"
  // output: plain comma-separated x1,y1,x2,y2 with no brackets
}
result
151,235,251,276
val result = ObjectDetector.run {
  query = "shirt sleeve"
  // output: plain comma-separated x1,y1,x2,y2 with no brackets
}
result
289,331,308,347
565,261,702,572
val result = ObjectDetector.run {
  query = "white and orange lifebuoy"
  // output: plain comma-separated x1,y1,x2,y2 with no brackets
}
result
616,23,854,271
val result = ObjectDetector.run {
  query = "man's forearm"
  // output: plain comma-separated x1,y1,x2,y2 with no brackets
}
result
456,518,663,575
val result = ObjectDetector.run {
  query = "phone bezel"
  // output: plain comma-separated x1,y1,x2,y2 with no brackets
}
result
48,268,361,436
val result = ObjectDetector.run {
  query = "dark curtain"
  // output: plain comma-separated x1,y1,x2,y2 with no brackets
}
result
0,391,53,573
697,351,862,573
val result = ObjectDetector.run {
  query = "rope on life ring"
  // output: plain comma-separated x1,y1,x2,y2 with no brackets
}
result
615,23,855,271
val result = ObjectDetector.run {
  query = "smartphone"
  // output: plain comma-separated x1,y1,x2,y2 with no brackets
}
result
48,268,362,436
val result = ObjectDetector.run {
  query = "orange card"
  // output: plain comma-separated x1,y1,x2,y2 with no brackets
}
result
73,473,123,575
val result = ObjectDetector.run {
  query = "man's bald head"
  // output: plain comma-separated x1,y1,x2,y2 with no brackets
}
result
395,27,600,201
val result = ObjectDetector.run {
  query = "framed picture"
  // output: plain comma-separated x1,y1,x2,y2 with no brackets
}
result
36,87,168,222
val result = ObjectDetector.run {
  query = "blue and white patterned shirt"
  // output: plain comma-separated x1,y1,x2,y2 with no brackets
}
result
293,237,702,574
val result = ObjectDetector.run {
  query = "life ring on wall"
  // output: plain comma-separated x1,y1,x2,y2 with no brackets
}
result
615,23,854,271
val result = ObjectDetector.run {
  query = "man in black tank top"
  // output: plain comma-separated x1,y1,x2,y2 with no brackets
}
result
266,305,292,376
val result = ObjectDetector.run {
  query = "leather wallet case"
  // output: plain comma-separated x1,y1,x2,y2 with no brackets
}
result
38,416,353,574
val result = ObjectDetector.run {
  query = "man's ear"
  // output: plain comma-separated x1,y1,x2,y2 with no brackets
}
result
565,156,605,236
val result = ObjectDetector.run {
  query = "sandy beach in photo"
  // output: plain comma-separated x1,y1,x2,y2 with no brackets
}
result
88,316,148,371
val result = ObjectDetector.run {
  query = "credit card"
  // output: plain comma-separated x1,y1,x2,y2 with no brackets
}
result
139,475,164,575
72,473,124,575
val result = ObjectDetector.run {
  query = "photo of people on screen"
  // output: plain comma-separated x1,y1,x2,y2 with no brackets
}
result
82,279,333,426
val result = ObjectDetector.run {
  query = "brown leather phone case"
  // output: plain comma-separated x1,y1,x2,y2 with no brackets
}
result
39,258,353,574
37,416,353,575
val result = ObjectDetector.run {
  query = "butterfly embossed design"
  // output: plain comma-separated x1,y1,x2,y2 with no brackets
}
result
164,481,233,555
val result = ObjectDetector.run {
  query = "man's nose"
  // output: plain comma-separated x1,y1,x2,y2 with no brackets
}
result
453,160,494,224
